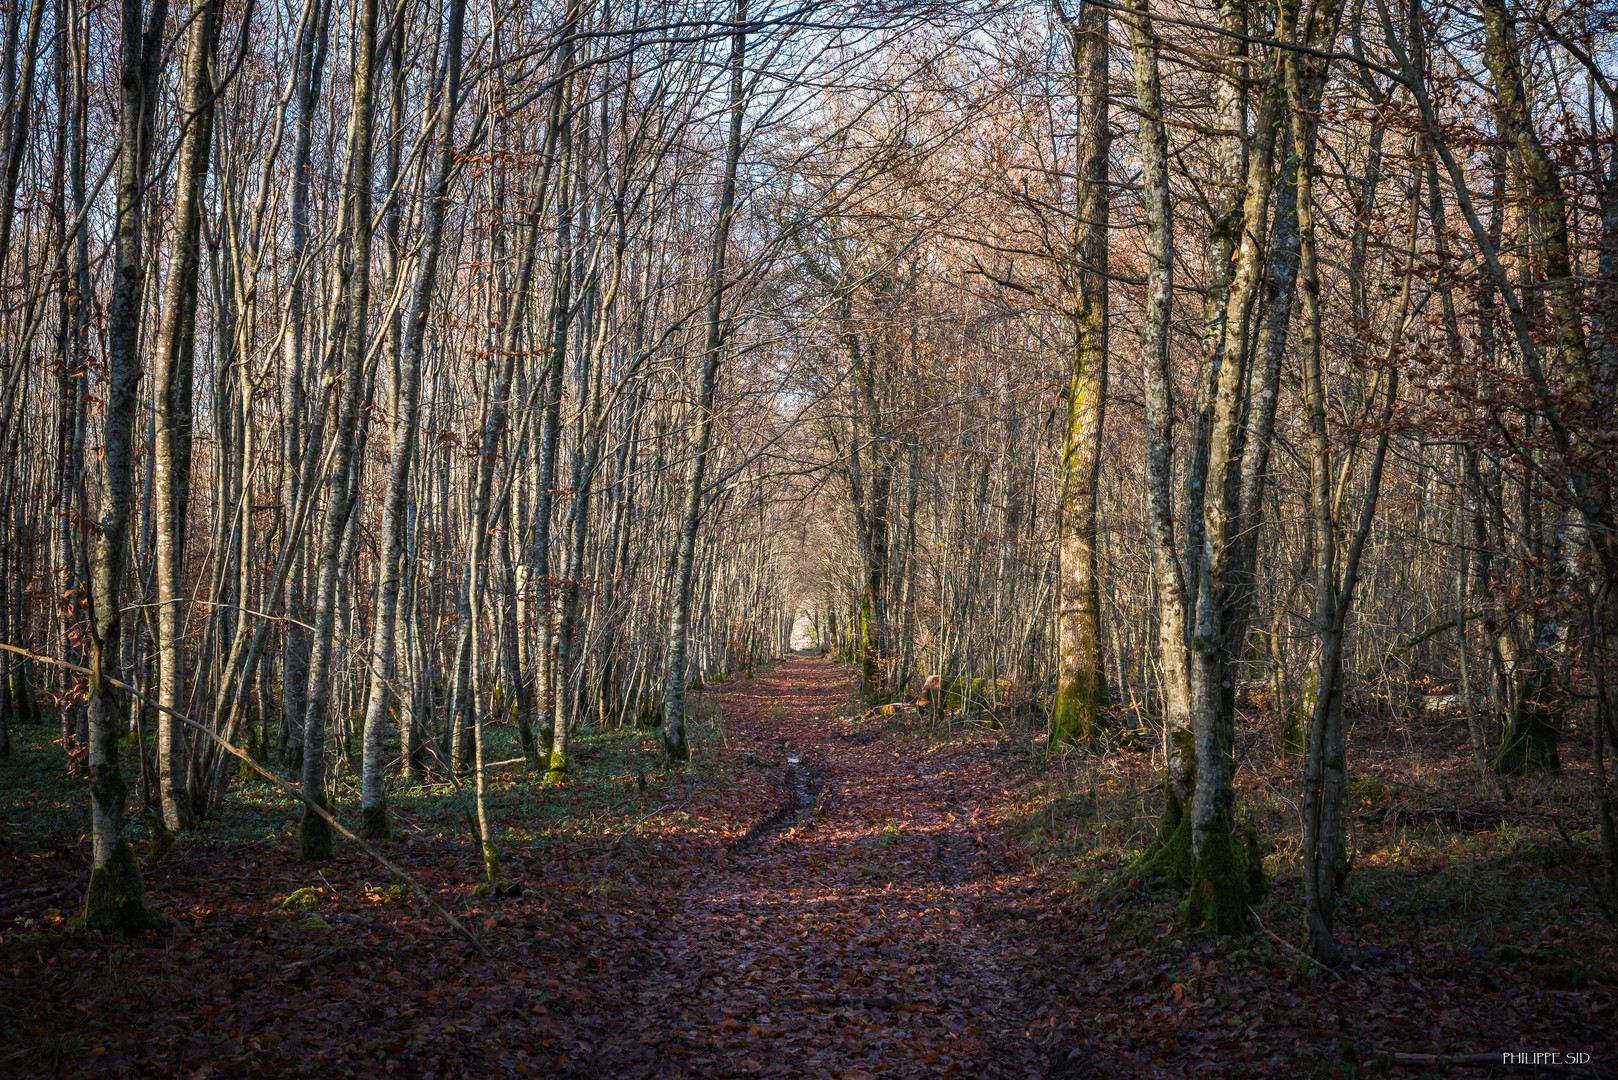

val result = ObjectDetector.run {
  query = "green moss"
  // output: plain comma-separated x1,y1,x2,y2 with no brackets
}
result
546,749,569,784
1242,818,1267,899
147,826,176,864
1493,678,1560,774
1123,734,1195,888
859,590,878,702
1131,799,1194,889
78,841,173,934
482,841,502,884
1105,908,1163,949
2,931,64,957
1051,672,1111,750
297,792,334,862
295,915,330,931
1179,810,1258,935
1349,777,1385,801
238,733,261,783
280,887,321,911
1281,706,1305,758
1166,726,1196,810
359,798,391,841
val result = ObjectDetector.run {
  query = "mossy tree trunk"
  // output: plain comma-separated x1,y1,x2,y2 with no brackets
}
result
1050,0,1108,751
1492,666,1562,774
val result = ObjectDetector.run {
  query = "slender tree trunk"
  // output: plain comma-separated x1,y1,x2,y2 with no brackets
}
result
0,0,44,287
1296,52,1405,959
551,206,628,780
1123,0,1192,841
358,0,466,839
661,0,746,761
81,0,169,932
299,0,379,861
280,0,330,766
151,0,223,834
1050,0,1109,749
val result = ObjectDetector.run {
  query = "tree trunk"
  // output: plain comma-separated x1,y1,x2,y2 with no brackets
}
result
661,0,746,762
299,0,379,861
151,0,223,834
81,0,169,933
358,0,466,839
1050,0,1109,749
1123,0,1193,861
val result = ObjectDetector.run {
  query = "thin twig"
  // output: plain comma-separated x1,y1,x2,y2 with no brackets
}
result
605,802,676,851
1247,906,1343,980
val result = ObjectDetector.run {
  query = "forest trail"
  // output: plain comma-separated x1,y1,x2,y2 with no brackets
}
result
602,654,1090,1078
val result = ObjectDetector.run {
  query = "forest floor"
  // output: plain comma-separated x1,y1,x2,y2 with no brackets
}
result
2,654,1617,1077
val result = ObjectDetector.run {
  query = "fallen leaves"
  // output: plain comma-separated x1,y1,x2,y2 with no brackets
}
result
4,657,1617,1077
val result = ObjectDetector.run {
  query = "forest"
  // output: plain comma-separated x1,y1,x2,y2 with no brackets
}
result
0,0,1615,1072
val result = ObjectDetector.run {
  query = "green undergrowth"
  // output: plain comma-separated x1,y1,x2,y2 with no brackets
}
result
1012,742,1616,995
2,702,740,886
0,732,89,851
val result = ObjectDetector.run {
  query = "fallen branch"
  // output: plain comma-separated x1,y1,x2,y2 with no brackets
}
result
605,802,675,851
0,884,70,904
0,642,491,957
1247,907,1342,980
0,877,86,922
1373,803,1565,833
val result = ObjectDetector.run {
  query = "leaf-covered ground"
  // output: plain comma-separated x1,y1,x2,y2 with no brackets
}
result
2,655,1616,1077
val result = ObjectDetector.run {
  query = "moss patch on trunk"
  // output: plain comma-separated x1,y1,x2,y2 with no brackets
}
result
1180,810,1263,935
546,749,570,784
297,792,334,862
78,841,173,934
359,797,391,841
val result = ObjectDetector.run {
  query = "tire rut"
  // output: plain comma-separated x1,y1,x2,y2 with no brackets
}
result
730,743,820,850
604,656,1096,1078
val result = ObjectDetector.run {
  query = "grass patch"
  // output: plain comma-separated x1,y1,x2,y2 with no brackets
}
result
0,1026,89,1068
1,697,741,878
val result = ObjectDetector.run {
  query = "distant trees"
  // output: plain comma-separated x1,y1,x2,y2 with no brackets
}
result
0,0,1611,956
788,0,1618,955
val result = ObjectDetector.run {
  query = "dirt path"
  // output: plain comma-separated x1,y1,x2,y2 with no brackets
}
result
601,654,1090,1079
